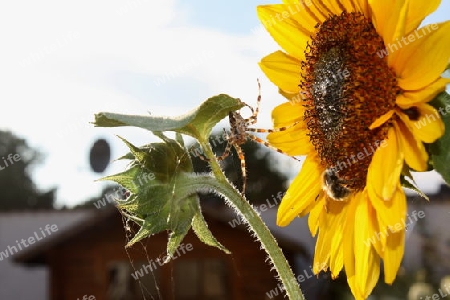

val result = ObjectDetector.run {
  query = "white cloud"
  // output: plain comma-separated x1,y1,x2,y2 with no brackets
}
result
0,0,282,206
1,0,447,206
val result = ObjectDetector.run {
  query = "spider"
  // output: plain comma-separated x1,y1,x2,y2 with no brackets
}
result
215,80,301,194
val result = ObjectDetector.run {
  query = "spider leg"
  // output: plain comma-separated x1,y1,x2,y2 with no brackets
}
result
233,144,247,194
246,120,300,133
245,134,302,162
216,140,233,161
245,79,262,126
243,103,255,116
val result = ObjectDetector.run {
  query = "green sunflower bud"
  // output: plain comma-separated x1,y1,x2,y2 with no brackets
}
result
99,135,229,258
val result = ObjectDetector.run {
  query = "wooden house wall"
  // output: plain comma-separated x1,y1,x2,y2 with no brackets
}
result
46,211,283,300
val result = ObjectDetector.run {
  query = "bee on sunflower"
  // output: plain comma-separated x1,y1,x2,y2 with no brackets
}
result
258,0,450,299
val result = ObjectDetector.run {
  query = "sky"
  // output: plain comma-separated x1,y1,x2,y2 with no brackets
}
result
0,0,449,207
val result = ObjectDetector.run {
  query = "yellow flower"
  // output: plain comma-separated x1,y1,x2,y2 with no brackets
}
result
258,0,450,299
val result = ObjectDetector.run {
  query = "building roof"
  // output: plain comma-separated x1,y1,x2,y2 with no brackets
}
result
14,207,112,264
14,204,313,266
0,209,93,300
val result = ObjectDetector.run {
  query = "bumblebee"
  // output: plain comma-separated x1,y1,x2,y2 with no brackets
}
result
321,168,352,201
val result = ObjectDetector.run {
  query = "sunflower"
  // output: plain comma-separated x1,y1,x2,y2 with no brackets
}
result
258,0,450,299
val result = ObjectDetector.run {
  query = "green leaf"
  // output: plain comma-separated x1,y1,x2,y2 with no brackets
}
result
192,209,230,254
93,112,192,131
429,91,450,185
166,195,198,261
127,213,170,246
400,174,429,201
92,94,244,140
177,95,244,139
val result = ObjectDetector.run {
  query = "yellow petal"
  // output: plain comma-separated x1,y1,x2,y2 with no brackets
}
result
394,21,450,90
353,195,380,298
384,1,410,66
278,88,308,104
287,1,324,34
267,130,312,156
369,109,395,130
383,230,405,284
301,0,327,23
343,195,358,298
371,0,436,44
365,199,383,257
367,127,404,201
259,51,301,94
398,103,445,143
315,200,348,277
313,230,331,275
384,1,408,45
387,0,442,64
271,102,304,128
344,193,379,300
298,196,319,218
395,119,428,171
403,0,441,35
277,154,323,226
267,107,313,156
396,77,450,108
369,185,407,253
317,0,345,16
276,1,338,43
353,0,370,17
369,0,409,46
257,4,310,60
308,195,324,236
310,0,345,17
369,0,384,36
335,0,359,14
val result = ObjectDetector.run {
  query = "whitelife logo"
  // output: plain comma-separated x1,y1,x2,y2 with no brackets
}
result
77,296,95,300
376,24,439,58
0,224,58,261
363,210,425,247
131,243,193,280
0,153,21,171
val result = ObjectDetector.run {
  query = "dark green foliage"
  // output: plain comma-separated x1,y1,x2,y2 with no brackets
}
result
429,92,450,185
0,130,55,210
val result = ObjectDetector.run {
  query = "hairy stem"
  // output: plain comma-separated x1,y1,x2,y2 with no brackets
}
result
198,138,305,300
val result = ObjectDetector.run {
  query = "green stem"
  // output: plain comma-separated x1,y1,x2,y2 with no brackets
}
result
199,139,305,300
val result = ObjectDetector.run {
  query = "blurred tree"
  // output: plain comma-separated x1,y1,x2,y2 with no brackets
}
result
190,132,289,205
0,130,55,210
